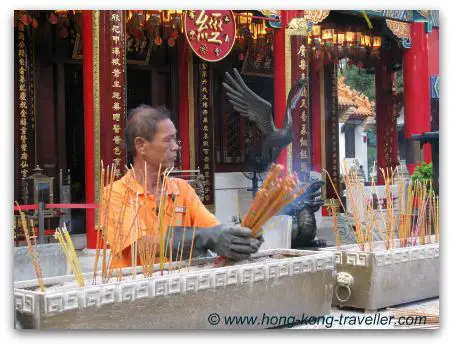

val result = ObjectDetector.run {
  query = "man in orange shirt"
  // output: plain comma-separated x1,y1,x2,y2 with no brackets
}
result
104,105,262,269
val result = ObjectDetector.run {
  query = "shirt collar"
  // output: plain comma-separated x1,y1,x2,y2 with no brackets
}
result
121,171,180,196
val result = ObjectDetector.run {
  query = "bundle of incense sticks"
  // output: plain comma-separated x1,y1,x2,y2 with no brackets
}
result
54,224,85,287
324,163,439,251
95,160,203,282
242,164,305,236
326,199,341,248
15,202,45,292
396,166,410,247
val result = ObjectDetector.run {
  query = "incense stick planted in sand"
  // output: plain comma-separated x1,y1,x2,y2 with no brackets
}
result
54,224,85,287
15,202,45,292
326,199,341,248
324,163,440,251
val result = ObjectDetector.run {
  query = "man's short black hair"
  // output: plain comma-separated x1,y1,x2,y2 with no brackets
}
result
125,105,171,159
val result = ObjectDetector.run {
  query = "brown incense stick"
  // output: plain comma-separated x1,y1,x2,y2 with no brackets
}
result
15,202,45,292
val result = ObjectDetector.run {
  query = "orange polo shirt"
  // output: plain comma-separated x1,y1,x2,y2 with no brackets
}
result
102,171,219,269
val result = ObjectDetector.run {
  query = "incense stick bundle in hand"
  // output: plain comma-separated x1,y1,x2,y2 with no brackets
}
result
242,164,305,236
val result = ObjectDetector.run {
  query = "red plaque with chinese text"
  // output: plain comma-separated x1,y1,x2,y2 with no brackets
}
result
184,10,236,62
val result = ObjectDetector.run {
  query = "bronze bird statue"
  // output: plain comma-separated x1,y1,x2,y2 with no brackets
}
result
223,68,305,173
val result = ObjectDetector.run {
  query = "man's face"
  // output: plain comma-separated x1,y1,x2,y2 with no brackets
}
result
137,119,179,170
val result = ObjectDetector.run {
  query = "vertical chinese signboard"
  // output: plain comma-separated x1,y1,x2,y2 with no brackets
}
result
15,21,36,191
324,64,340,199
289,35,311,183
184,10,236,210
99,11,127,178
197,62,214,208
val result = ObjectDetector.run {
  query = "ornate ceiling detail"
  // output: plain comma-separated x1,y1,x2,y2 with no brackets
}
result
303,10,330,24
287,18,308,31
386,19,411,40
260,10,281,17
416,10,430,19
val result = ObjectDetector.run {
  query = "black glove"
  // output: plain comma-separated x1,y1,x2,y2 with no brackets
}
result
214,224,264,260
166,224,264,261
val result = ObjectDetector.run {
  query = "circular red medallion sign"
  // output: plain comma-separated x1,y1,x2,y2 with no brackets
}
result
184,10,236,62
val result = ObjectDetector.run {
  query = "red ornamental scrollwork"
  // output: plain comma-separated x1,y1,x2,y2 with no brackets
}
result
184,10,236,62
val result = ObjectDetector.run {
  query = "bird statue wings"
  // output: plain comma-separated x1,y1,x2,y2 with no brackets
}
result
223,68,305,172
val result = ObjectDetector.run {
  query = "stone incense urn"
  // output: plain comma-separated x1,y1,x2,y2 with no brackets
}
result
14,248,335,329
323,238,439,311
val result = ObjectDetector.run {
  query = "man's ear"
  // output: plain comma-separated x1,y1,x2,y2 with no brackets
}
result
135,137,146,155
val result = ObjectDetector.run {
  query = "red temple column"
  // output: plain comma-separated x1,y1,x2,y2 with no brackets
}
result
375,52,399,184
403,22,431,173
82,10,96,249
273,10,303,172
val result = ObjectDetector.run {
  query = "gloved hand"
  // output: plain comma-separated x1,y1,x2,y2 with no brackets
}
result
166,224,264,261
214,224,264,260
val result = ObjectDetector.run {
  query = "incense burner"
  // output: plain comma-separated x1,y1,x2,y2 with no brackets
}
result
14,249,335,329
323,239,439,311
14,244,67,282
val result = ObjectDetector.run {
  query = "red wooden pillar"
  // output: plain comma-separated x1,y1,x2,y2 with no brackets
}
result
375,52,398,184
82,10,96,249
273,10,303,172
178,39,190,171
403,22,431,173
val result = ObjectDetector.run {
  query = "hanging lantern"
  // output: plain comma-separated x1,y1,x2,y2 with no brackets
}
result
312,25,321,38
171,10,183,31
322,28,334,46
258,20,267,38
321,28,333,41
21,14,33,25
355,32,362,47
311,25,322,48
345,31,355,45
162,10,173,26
238,12,253,27
335,31,345,59
237,12,252,39
31,18,38,29
48,12,59,25
336,32,345,45
149,12,160,26
363,35,372,47
154,35,162,46
372,36,382,49
55,10,68,17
